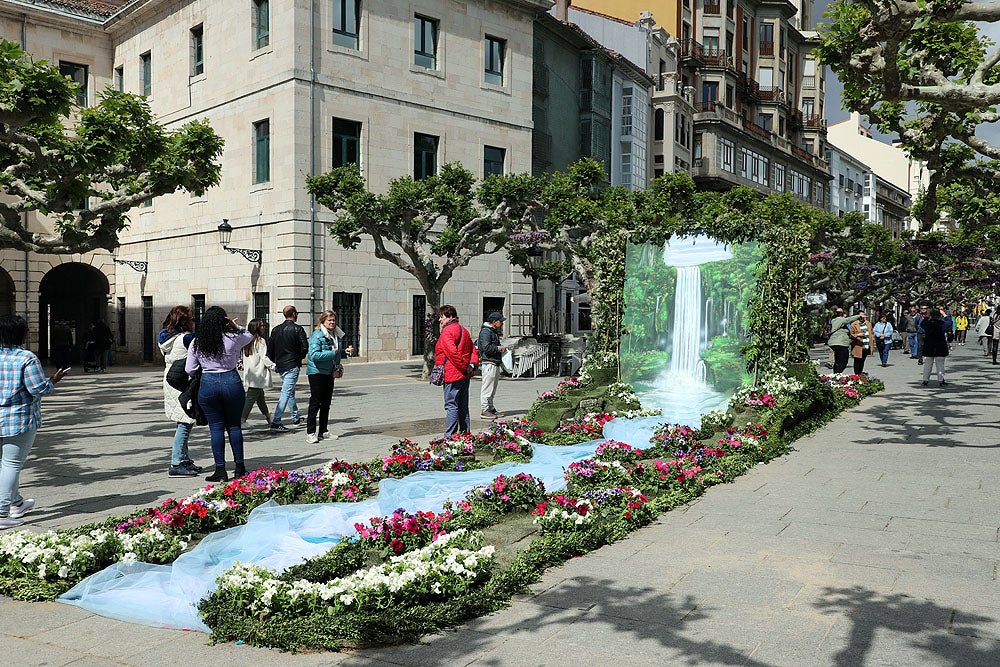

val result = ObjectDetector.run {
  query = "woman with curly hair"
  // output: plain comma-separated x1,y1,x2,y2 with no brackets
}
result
158,305,202,477
186,306,253,481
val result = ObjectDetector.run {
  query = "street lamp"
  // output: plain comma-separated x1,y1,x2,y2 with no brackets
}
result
217,219,262,263
525,247,544,337
111,246,148,274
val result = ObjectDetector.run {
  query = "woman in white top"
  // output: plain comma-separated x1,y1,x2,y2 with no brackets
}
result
240,319,277,426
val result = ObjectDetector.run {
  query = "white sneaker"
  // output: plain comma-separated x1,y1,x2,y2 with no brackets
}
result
9,499,34,519
320,432,338,440
306,432,319,444
0,516,24,530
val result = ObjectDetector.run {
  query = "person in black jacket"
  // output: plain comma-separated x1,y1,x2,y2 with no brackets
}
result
267,305,309,432
478,311,508,420
920,309,949,387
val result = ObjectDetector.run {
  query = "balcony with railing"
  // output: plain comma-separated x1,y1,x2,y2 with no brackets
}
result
758,87,785,104
803,115,827,129
680,39,705,65
787,108,803,129
742,118,772,141
759,41,775,57
737,72,760,100
702,49,734,69
791,144,813,161
704,1,721,14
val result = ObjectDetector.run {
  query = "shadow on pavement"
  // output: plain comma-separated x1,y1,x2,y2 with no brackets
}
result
813,585,1000,666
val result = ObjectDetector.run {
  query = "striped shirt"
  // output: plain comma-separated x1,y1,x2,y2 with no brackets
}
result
0,346,54,437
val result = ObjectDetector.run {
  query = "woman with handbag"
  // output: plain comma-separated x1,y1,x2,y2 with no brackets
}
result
872,314,894,368
305,310,350,443
434,305,475,437
186,306,253,481
240,318,277,428
158,306,202,478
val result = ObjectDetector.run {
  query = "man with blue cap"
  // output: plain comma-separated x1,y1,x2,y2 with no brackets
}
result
478,311,508,419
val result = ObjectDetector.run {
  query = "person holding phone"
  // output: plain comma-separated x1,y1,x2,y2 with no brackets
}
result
186,306,253,482
0,314,67,529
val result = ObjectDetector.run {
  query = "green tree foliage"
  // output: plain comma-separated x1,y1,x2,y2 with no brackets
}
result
0,40,224,253
815,0,1000,230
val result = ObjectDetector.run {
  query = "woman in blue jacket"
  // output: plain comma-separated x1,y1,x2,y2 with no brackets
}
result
305,310,349,443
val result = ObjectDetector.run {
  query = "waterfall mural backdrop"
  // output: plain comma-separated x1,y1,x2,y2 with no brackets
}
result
621,235,762,426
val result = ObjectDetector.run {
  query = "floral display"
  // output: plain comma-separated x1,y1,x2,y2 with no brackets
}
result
381,439,464,476
212,529,495,615
535,376,582,401
716,423,770,453
286,461,372,503
461,473,546,513
564,458,631,491
531,495,595,532
354,509,451,558
594,439,646,463
819,373,883,402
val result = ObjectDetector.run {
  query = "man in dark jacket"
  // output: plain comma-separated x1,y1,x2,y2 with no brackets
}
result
477,311,507,419
267,305,309,431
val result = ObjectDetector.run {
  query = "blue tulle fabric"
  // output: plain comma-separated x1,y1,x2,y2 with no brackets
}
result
58,421,659,631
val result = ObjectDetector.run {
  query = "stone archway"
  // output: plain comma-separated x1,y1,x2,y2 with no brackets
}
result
39,263,110,361
0,267,13,316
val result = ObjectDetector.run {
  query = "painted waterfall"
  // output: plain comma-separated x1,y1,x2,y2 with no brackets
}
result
621,236,762,426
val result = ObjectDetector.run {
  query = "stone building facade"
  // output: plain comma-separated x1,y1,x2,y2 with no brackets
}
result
0,0,549,362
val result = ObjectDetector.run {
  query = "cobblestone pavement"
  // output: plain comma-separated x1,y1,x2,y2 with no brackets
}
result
3,347,1000,666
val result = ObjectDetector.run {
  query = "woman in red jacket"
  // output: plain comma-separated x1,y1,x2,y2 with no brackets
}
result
434,305,475,436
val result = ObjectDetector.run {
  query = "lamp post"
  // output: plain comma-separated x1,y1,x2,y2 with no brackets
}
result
525,247,544,337
217,219,262,263
111,246,148,274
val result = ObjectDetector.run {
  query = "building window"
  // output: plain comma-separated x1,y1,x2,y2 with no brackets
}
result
759,22,774,54
252,292,270,330
758,113,772,131
192,295,206,325
622,89,633,136
331,292,362,356
140,52,152,96
412,294,427,355
414,132,438,180
720,137,735,173
484,35,505,86
114,66,124,92
141,296,154,361
254,0,270,50
742,17,750,51
59,61,88,107
414,15,438,69
802,97,815,118
484,145,505,177
654,108,664,141
774,163,785,191
333,0,360,49
703,27,720,55
190,25,204,76
253,119,270,184
333,118,361,168
703,81,718,103
116,297,126,346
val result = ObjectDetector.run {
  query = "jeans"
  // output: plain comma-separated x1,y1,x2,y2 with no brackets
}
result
272,367,300,425
171,422,192,466
0,429,37,516
907,333,919,357
831,345,850,374
878,341,890,366
307,373,334,435
197,370,246,468
443,378,471,437
480,362,500,412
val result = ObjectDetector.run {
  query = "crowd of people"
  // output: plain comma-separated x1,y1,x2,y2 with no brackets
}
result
0,301,511,530
826,301,990,386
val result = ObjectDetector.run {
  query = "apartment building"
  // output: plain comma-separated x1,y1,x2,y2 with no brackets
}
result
572,0,831,209
828,113,929,233
0,0,549,362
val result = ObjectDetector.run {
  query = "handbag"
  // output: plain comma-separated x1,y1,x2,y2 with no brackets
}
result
165,358,190,391
334,364,344,379
429,325,463,385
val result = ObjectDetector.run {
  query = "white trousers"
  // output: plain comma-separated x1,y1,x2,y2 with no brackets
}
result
480,362,501,412
921,356,946,382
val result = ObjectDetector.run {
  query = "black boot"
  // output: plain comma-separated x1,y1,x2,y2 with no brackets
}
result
234,462,247,478
205,466,228,482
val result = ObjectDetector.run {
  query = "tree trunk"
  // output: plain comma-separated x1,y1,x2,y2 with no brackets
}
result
421,291,443,380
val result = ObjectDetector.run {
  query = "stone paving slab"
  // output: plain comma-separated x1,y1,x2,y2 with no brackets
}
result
5,348,1000,665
